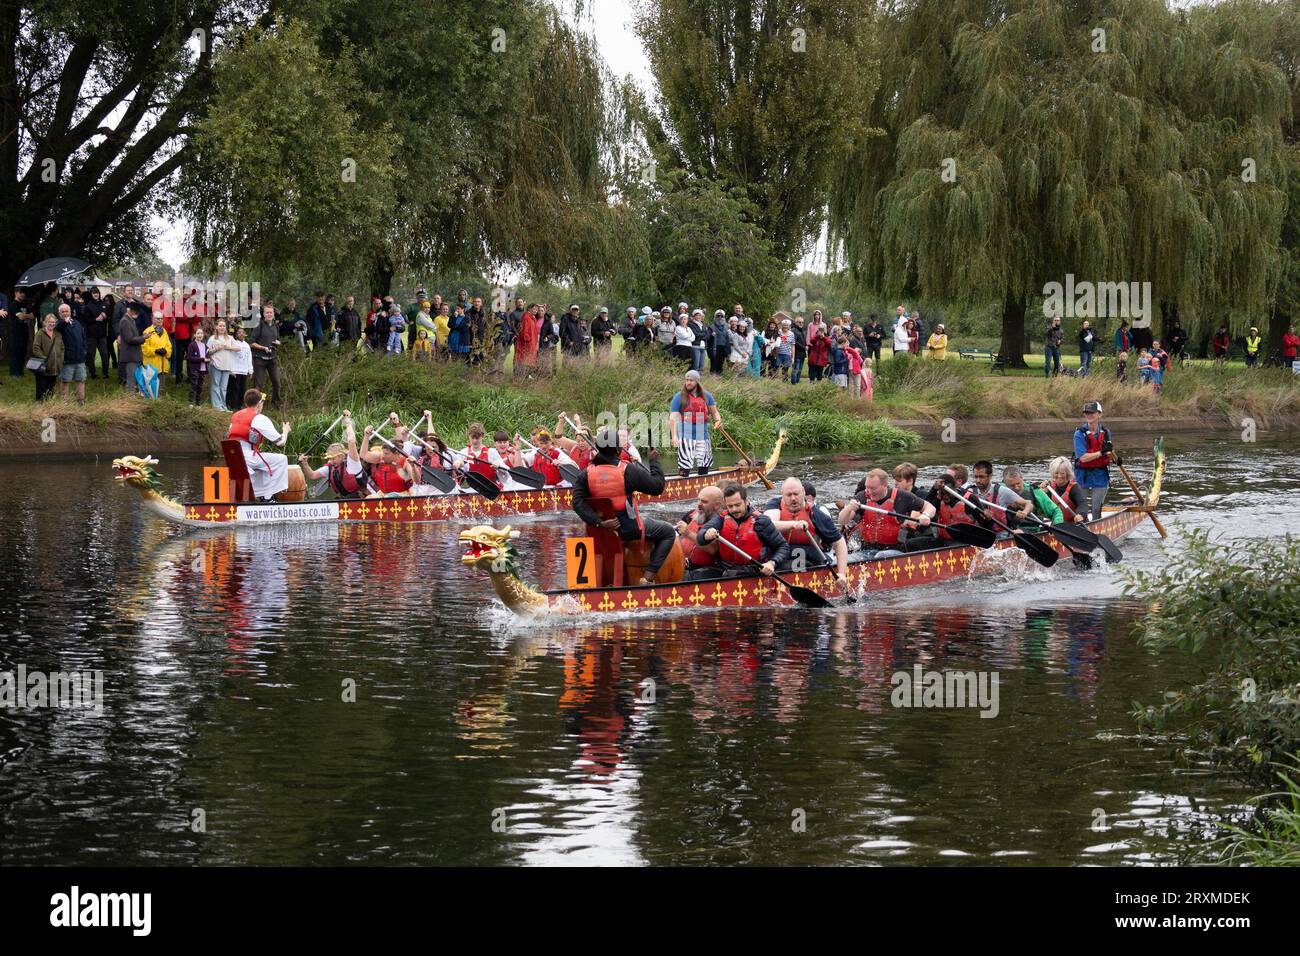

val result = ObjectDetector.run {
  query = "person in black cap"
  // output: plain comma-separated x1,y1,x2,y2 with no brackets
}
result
1073,400,1117,519
571,427,676,586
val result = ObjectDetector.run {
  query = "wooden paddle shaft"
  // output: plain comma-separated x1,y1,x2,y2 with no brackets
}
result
716,425,773,490
1115,458,1168,538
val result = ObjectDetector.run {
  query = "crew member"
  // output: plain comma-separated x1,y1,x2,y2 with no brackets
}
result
838,468,936,561
226,389,292,501
764,477,848,589
1001,465,1063,527
367,434,417,496
697,483,789,576
1073,401,1115,520
297,410,367,498
571,427,676,586
670,369,722,477
675,485,725,579
460,422,506,488
1040,457,1088,523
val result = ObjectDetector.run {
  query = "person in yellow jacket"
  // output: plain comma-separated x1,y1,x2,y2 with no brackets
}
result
1245,327,1262,367
141,312,173,379
926,324,948,360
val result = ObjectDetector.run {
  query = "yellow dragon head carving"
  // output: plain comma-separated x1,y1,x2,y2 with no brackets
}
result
460,524,522,570
112,455,163,492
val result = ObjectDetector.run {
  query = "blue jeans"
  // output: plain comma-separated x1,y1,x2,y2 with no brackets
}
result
1044,346,1061,377
1079,350,1093,376
691,348,706,373
210,367,230,410
791,355,805,383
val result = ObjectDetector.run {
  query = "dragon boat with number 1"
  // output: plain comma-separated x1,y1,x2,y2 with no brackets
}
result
460,439,1167,617
111,432,785,527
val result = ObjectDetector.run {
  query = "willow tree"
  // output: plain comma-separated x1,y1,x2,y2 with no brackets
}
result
634,0,880,269
181,1,640,294
828,0,1289,365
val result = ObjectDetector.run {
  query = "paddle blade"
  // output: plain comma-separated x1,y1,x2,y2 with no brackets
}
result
558,463,582,484
946,523,997,549
785,582,832,608
420,466,456,493
463,471,501,499
507,467,546,490
1096,534,1123,563
1012,529,1059,567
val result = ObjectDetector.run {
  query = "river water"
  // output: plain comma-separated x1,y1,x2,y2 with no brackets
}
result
0,431,1295,866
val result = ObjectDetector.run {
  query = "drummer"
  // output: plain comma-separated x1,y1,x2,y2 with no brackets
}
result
226,388,292,501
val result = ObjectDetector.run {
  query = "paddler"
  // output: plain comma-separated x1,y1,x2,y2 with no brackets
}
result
698,482,790,577
675,485,725,580
226,388,292,501
554,413,594,469
365,429,417,496
669,369,722,477
970,460,1034,531
571,426,676,586
1073,400,1116,519
297,410,367,498
1000,465,1063,527
516,428,570,487
1040,457,1088,523
459,422,506,488
924,464,992,541
763,477,848,588
837,468,936,561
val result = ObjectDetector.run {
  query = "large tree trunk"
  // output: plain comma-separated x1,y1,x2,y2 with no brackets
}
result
998,290,1028,367
1267,307,1288,355
370,256,394,299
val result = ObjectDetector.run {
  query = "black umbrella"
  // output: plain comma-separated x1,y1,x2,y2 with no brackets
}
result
16,257,92,288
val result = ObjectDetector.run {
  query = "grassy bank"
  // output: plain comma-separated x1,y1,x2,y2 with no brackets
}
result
2,346,1297,452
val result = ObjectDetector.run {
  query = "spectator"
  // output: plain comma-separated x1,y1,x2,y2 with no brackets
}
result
338,295,362,343
688,309,708,373
250,304,283,404
305,292,330,349
790,314,807,383
710,309,731,375
863,314,884,364
514,303,540,377
434,303,451,358
748,320,766,377
187,326,207,405
1212,325,1231,365
1115,350,1128,384
927,323,948,360
829,334,849,387
655,307,676,354
728,317,752,373
1283,324,1299,374
1114,320,1131,355
116,300,144,394
80,287,111,379
560,305,585,360
1168,320,1188,361
1044,314,1064,377
171,294,193,384
448,304,472,361
141,311,172,398
672,311,695,365
762,319,780,376
1245,327,1262,367
227,325,253,411
364,294,384,350
3,288,32,378
773,317,795,382
29,312,63,400
467,295,489,364
907,318,920,355
55,303,87,403
844,335,864,396
892,313,910,356
537,306,560,373
1077,320,1096,376
386,304,407,355
808,323,831,381
591,306,616,361
206,319,236,410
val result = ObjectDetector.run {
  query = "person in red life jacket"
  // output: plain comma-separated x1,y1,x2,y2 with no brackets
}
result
366,438,417,496
1211,325,1231,365
1284,323,1299,373
458,422,506,487
226,388,292,501
670,369,722,477
1073,400,1117,520
698,482,791,577
763,477,848,588
553,413,596,469
923,463,996,538
617,426,642,463
676,485,725,579
1040,456,1088,523
837,468,936,561
571,427,677,586
967,459,1035,536
298,410,368,498
517,428,570,487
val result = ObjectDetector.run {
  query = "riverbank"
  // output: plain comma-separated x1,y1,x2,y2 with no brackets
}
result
1,349,1297,457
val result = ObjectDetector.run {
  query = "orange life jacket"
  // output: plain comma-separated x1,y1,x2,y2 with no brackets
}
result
464,445,499,486
857,490,902,548
937,489,976,541
1050,479,1080,522
720,511,762,565
679,509,716,567
588,462,642,539
779,501,817,546
226,407,260,446
371,460,410,494
531,446,563,486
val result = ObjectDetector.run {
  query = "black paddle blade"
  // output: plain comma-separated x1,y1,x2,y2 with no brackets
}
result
558,463,582,484
1095,533,1123,563
462,470,501,499
1012,529,1059,567
772,574,832,608
946,522,997,549
419,465,456,493
507,467,546,490
1046,521,1099,552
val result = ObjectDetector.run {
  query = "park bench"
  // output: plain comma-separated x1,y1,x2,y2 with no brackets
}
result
958,348,994,362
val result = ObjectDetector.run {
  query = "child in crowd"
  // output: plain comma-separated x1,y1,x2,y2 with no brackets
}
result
186,326,207,406
862,356,875,402
844,337,863,397
1137,348,1152,385
386,304,406,355
1115,350,1128,384
412,328,434,361
1149,346,1164,395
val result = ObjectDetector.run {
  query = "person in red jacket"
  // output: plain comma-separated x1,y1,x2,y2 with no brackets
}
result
1284,324,1299,374
513,303,541,377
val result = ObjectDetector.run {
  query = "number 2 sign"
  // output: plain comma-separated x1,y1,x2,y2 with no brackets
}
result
565,537,595,589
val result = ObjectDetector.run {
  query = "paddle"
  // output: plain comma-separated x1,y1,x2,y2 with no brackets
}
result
368,430,457,494
716,424,773,490
981,496,1112,560
941,485,1059,568
300,413,344,461
305,414,372,497
1115,456,1168,539
517,436,579,485
846,499,998,549
1042,483,1123,562
712,535,832,609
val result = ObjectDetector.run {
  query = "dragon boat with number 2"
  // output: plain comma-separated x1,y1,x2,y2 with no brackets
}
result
111,433,784,527
460,440,1167,617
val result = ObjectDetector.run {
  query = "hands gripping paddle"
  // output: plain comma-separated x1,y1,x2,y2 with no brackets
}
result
369,431,457,494
713,535,831,609
1042,484,1123,562
852,500,997,550
941,485,1058,568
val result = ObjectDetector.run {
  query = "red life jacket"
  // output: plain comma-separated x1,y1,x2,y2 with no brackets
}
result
779,501,816,546
226,407,260,446
720,511,763,565
531,446,563,486
857,490,902,548
1050,479,1080,522
569,443,592,470
587,461,642,538
1076,426,1112,470
679,509,716,567
937,490,975,541
619,444,636,464
680,391,709,425
464,445,499,486
328,460,364,498
371,460,410,494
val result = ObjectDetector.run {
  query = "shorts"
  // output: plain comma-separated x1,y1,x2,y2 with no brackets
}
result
60,362,87,382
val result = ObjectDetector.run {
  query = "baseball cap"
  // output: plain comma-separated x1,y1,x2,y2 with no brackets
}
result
641,307,653,315
598,306,608,314
1082,401,1103,414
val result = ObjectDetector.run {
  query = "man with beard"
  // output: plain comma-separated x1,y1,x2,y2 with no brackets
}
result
669,369,722,477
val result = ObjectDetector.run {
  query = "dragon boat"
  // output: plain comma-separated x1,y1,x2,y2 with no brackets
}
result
460,440,1167,617
112,432,784,527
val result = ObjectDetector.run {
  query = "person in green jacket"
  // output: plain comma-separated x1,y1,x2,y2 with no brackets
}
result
29,311,65,401
1002,465,1063,527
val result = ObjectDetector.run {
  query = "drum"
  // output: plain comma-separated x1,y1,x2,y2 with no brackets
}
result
275,465,306,502
623,539,685,586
